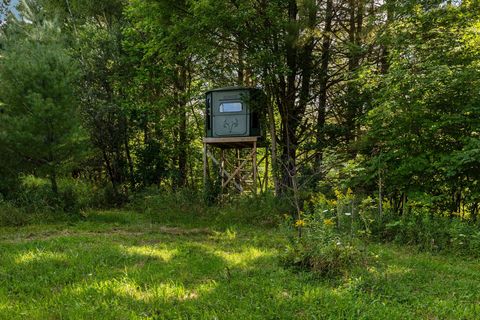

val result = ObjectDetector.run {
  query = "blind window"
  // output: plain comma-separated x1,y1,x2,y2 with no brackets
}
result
219,102,242,113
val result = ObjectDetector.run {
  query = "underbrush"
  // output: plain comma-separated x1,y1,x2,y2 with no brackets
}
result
0,176,112,227
0,176,287,228
373,212,480,256
282,212,372,278
304,190,480,258
130,188,287,228
283,190,480,278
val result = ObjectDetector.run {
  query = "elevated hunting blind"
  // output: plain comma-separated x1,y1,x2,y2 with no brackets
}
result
203,87,268,195
205,87,264,138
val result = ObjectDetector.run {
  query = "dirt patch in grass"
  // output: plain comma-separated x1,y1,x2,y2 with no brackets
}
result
0,226,212,243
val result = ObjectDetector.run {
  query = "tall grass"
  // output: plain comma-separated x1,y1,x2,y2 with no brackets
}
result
129,188,288,228
304,190,480,257
0,175,112,227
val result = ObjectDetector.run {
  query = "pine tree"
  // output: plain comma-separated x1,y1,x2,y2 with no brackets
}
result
0,11,83,194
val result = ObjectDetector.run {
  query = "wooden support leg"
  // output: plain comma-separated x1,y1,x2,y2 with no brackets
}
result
253,141,257,195
203,143,207,192
207,150,243,192
222,148,256,190
264,148,269,193
221,149,226,194
236,149,241,192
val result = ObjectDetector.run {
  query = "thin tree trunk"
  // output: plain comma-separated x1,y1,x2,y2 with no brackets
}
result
316,0,333,173
50,168,58,195
176,66,188,189
267,99,279,195
124,120,135,187
237,42,244,86
380,0,393,74
279,0,299,195
345,0,364,145
102,150,117,195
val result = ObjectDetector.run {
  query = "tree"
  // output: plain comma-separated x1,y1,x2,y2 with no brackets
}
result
0,14,83,194
361,1,480,215
124,0,200,189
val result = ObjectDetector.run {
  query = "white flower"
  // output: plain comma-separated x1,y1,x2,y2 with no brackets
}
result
344,212,352,216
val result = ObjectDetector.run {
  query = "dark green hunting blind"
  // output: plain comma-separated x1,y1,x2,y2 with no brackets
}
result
205,87,265,138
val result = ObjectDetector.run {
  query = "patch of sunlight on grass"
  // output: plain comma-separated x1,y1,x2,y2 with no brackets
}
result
210,228,237,241
69,278,217,303
0,301,9,312
111,279,154,302
69,279,153,302
14,250,68,264
151,281,217,302
384,264,412,276
211,246,273,267
123,245,178,262
303,287,328,300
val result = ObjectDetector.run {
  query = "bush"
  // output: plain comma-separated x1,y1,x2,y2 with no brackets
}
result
304,190,480,257
282,213,371,278
0,201,31,227
378,212,480,257
0,175,116,226
15,175,114,212
11,175,61,212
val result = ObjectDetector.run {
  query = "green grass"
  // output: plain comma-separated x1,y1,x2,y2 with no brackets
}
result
1,210,480,319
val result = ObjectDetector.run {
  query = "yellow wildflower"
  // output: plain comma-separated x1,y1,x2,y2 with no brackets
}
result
346,188,354,197
295,219,305,228
323,218,335,227
327,199,337,206
334,189,343,199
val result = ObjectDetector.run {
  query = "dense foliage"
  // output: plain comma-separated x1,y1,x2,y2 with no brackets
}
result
0,0,479,250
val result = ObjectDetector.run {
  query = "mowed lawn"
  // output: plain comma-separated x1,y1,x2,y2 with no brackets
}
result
1,210,480,319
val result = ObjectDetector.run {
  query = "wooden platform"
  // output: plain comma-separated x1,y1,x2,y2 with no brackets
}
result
203,136,262,149
203,136,266,194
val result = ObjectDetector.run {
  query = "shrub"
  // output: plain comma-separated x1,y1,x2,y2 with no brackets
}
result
12,175,61,212
0,175,115,226
282,213,371,278
378,212,480,257
305,191,480,257
0,201,31,227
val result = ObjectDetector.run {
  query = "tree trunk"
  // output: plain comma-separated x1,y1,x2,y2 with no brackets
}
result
124,119,135,188
50,168,58,195
278,0,299,195
176,65,188,189
316,0,334,173
380,0,393,74
237,42,244,86
266,89,280,195
102,150,118,195
345,0,364,146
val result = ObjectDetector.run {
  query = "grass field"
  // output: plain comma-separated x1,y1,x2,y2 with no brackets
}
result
1,209,480,319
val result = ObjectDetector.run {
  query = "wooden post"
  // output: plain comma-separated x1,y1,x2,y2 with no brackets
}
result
236,148,241,189
263,148,269,192
221,149,226,193
203,143,207,192
203,137,261,195
253,141,257,194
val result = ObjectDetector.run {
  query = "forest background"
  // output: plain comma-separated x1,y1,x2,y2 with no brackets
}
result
0,0,479,251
